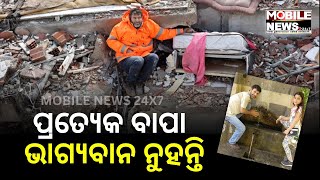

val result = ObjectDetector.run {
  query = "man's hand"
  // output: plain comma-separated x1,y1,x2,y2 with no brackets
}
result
184,27,196,33
250,110,259,117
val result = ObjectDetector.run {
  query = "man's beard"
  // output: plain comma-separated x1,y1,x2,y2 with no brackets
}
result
133,22,142,28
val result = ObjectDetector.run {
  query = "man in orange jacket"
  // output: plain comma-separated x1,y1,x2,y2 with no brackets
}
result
107,8,193,96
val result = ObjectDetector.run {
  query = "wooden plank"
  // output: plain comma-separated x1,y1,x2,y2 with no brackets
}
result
67,66,100,74
165,74,185,95
58,47,75,76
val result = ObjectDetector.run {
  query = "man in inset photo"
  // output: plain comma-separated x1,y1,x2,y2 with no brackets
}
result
225,84,261,149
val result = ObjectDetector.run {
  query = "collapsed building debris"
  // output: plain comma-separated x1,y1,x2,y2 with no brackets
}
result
258,0,319,10
0,29,113,105
243,28,320,94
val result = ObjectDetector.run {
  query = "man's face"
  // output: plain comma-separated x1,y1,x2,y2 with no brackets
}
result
250,88,260,99
130,13,143,29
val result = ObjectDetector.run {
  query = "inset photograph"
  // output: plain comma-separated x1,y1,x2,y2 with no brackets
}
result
217,72,310,170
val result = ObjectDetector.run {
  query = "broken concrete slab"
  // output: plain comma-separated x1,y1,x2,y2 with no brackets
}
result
20,66,47,79
90,34,109,63
14,27,31,36
306,47,320,61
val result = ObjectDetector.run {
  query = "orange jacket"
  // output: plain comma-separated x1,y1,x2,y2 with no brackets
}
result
106,8,184,63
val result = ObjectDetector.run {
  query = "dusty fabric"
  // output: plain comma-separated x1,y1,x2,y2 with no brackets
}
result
193,0,262,14
182,32,207,85
215,0,251,7
106,8,184,62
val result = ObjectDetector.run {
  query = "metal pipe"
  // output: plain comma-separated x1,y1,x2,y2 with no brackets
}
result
20,5,128,21
273,65,319,81
269,51,298,68
19,2,190,21
247,133,255,158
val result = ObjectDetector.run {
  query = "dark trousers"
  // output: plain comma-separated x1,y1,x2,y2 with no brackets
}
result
119,53,159,84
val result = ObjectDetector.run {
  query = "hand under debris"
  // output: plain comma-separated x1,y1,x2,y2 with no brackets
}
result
184,28,196,33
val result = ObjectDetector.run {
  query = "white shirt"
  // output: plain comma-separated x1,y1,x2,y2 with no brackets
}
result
226,92,251,116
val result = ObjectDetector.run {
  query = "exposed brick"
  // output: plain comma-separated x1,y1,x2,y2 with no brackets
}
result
282,61,294,71
0,31,16,41
30,46,46,62
307,69,319,75
300,43,314,52
275,67,286,76
52,31,72,46
296,39,313,48
26,39,37,49
49,46,63,56
304,72,312,82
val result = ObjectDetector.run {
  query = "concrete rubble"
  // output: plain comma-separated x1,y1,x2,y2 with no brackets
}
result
258,0,319,10
243,28,319,94
0,0,17,14
149,65,232,107
1,27,319,112
0,29,115,104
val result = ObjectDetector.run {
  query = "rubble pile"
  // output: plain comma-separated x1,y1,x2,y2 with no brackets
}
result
258,0,319,10
150,67,232,107
243,28,319,93
0,29,113,101
174,86,230,107
0,0,16,14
